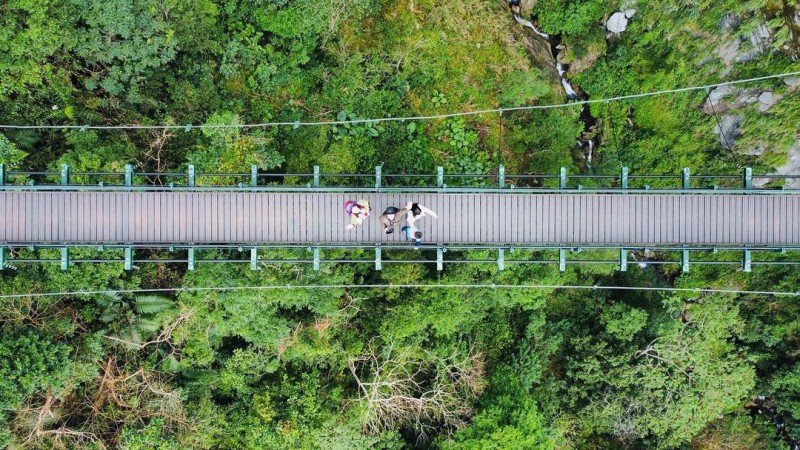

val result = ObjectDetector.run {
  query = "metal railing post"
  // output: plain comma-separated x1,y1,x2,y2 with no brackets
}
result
124,164,134,187
187,165,196,187
60,164,70,185
187,247,195,271
437,166,444,188
0,246,5,270
559,167,567,190
124,247,133,270
559,248,566,271
498,165,505,189
250,248,259,270
0,163,5,185
313,247,320,271
497,248,505,271
743,249,752,272
620,166,628,189
681,167,690,190
619,248,628,271
61,247,70,271
743,167,752,190
375,246,382,271
437,247,444,271
251,165,258,187
313,165,320,188
375,165,382,190
681,248,690,272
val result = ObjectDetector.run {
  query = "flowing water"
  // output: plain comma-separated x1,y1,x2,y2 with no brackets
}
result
511,12,599,168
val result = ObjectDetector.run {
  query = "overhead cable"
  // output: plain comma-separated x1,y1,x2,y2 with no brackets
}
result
0,71,798,131
0,283,797,299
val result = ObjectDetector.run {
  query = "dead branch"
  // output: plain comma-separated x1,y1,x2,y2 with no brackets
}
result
103,312,190,351
348,342,485,440
21,390,105,450
137,127,176,184
635,337,694,382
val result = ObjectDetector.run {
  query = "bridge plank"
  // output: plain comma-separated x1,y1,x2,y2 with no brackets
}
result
155,193,163,243
321,193,330,243
768,196,776,244
107,193,114,242
38,192,47,241
17,193,24,241
790,197,797,243
139,193,148,243
780,196,787,244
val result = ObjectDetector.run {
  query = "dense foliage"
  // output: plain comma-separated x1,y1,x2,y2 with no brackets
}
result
1,0,800,448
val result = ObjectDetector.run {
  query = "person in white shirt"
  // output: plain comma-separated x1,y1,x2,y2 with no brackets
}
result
404,201,438,229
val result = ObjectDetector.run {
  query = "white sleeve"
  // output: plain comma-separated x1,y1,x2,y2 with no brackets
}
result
419,204,438,218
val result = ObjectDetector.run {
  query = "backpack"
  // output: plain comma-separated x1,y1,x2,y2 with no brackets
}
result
344,200,356,215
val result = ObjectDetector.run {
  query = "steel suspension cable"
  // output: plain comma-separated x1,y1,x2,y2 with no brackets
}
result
707,87,734,151
0,284,797,299
0,71,798,131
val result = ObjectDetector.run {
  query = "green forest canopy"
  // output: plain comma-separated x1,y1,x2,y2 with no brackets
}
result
1,0,800,448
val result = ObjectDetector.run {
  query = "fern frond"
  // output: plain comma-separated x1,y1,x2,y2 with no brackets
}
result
134,295,174,314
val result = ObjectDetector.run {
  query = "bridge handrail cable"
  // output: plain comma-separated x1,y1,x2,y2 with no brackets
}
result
1,164,798,193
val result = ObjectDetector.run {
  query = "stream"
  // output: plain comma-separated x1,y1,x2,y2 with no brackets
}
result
513,15,579,99
511,13,600,168
748,396,800,449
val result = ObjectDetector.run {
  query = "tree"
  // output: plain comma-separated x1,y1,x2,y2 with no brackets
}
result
0,133,28,168
71,0,178,104
581,296,754,447
0,328,73,447
441,368,563,450
0,329,72,411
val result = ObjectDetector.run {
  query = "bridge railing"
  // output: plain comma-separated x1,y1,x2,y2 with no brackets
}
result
1,163,799,193
1,243,798,273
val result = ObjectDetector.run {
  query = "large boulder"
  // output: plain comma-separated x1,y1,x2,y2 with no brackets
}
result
779,141,800,189
703,85,759,114
704,85,736,114
754,141,800,189
750,24,772,48
757,91,782,112
607,12,629,33
715,22,774,76
563,41,605,74
713,115,743,150
739,145,765,157
719,13,741,32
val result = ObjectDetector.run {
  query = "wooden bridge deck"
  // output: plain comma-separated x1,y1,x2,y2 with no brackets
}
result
2,192,799,245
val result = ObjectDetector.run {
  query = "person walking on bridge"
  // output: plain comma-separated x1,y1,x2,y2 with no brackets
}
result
404,201,438,229
379,205,408,234
345,199,370,230
401,201,437,247
401,224,424,247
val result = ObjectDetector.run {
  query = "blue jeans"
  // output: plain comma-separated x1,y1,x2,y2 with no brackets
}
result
401,226,421,247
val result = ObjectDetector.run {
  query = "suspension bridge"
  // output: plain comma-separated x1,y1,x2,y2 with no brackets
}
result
1,164,799,272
